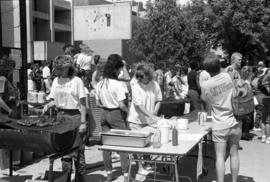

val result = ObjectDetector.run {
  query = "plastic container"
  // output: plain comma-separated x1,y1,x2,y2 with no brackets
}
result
152,129,161,148
37,91,46,104
27,90,38,103
160,127,170,144
176,118,188,130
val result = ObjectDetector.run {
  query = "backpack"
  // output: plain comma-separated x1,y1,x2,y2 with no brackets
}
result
231,78,255,116
257,69,270,96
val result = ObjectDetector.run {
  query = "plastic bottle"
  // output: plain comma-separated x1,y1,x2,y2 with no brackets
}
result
153,129,161,148
172,126,178,146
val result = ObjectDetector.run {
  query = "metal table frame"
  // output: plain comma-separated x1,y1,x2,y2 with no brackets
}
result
99,122,212,182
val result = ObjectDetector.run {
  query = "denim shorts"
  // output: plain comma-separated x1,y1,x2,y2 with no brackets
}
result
212,123,242,143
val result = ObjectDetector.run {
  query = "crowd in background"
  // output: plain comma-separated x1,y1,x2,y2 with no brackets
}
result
23,43,270,182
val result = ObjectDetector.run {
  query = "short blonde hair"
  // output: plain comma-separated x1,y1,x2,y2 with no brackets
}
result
231,52,242,63
134,62,154,81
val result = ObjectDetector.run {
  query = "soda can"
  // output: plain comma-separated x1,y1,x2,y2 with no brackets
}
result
198,111,207,126
198,112,201,125
201,112,207,126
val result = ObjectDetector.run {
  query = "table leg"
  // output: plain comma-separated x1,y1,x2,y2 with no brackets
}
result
174,156,179,182
49,159,54,182
128,154,133,182
75,149,81,182
9,150,13,176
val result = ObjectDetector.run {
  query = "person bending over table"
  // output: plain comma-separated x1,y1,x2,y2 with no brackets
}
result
127,62,162,175
201,53,241,182
42,55,87,182
95,54,129,182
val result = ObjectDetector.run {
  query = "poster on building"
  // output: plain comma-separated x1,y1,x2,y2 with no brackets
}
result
74,2,132,40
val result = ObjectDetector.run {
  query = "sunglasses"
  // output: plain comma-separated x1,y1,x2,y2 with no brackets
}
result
136,73,145,80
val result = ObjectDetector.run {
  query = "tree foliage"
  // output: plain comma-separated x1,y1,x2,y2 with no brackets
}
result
129,0,270,66
197,0,270,64
128,0,209,66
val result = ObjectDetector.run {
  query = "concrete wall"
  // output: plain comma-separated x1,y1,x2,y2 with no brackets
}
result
74,2,132,40
1,0,20,48
81,39,140,66
82,39,122,59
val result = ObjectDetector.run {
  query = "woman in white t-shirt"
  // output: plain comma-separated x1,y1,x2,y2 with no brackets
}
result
127,62,162,175
95,54,129,182
42,55,87,182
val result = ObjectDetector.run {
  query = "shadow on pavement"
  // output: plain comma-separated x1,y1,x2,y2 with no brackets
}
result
224,174,255,182
83,173,106,182
0,175,32,182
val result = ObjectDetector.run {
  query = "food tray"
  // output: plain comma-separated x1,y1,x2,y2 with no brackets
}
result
101,129,152,148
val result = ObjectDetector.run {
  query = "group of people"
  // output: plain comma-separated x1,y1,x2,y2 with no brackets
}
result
34,43,163,182
1,42,270,182
201,52,269,182
149,52,270,182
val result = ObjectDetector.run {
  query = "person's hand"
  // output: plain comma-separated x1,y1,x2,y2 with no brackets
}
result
149,115,159,125
42,105,49,115
8,109,13,116
79,123,87,133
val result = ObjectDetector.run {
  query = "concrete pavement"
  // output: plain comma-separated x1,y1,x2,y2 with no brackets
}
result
0,130,270,182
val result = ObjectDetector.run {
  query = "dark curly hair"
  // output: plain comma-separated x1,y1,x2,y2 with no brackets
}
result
103,54,124,79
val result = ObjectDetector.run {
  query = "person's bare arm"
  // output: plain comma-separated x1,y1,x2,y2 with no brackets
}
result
0,97,12,114
119,100,128,114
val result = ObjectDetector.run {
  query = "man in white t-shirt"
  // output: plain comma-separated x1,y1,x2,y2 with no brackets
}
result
201,53,241,182
76,45,95,89
42,61,51,93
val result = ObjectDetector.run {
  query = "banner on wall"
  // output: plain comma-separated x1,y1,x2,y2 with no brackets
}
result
74,2,132,40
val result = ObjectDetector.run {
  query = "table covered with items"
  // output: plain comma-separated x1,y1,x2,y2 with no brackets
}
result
99,110,213,182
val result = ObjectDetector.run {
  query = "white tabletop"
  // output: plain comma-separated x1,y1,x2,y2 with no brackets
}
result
99,121,212,156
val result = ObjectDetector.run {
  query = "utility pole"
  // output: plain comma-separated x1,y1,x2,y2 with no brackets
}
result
19,0,28,102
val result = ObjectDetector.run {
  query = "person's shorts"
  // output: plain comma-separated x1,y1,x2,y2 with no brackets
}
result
212,123,242,143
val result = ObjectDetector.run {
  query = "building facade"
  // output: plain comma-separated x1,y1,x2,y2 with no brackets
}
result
1,0,72,63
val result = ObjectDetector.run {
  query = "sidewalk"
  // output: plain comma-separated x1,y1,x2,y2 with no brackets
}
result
1,130,270,182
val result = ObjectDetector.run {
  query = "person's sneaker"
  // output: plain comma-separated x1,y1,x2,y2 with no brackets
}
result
138,168,150,176
261,135,266,143
253,127,262,132
106,173,112,182
265,137,270,144
123,176,129,182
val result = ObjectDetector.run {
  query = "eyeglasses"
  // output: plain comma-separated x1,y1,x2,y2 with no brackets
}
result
136,75,144,79
136,73,145,80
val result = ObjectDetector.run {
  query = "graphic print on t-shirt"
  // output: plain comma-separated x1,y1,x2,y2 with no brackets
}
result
209,82,234,97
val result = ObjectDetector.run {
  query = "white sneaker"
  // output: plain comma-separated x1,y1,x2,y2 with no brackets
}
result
265,137,270,144
253,127,261,132
138,168,150,176
262,135,267,143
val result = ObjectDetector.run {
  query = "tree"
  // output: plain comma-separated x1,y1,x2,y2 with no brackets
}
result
128,0,210,66
198,0,270,64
